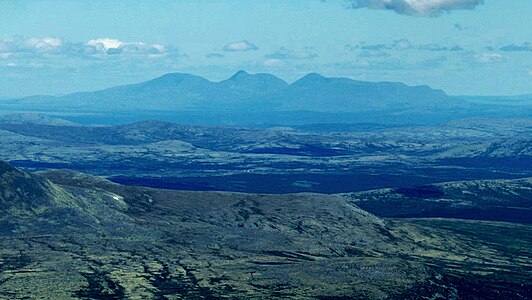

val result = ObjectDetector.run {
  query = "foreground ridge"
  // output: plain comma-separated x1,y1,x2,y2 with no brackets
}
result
0,162,530,299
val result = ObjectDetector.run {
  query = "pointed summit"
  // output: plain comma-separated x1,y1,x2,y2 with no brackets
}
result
221,70,289,92
229,70,251,80
292,73,329,86
294,73,328,84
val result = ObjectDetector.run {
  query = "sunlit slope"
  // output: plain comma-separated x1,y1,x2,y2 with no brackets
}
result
0,161,135,237
0,163,529,298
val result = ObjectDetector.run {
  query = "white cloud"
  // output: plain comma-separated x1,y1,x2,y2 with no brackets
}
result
349,0,484,16
419,44,464,51
0,36,176,60
87,38,123,51
223,40,258,52
0,36,63,57
263,59,284,67
358,39,463,52
27,37,63,49
265,47,318,60
392,39,412,50
359,39,412,50
85,38,171,58
475,53,503,63
359,49,390,57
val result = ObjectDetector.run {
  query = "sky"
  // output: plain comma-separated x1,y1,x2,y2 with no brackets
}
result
0,0,531,97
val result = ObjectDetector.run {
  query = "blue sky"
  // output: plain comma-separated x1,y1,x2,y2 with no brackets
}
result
1,0,531,97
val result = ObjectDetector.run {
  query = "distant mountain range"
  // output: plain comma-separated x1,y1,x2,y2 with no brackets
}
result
2,71,450,112
1,71,530,126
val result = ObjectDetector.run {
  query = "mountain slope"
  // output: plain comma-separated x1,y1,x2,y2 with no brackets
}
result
283,73,450,112
0,161,132,236
0,161,531,298
0,161,83,235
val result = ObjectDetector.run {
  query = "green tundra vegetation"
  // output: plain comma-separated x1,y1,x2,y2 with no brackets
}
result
0,162,530,299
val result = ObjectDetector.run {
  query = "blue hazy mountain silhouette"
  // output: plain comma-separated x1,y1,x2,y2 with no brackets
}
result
10,71,452,112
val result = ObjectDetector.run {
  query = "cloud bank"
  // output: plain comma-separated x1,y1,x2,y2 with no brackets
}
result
355,39,464,52
223,40,258,52
265,47,318,60
0,37,64,58
0,36,175,60
359,39,412,51
86,38,170,58
349,0,484,16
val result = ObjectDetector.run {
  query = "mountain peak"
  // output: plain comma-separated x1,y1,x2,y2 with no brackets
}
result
222,71,289,90
230,70,251,80
292,73,329,86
